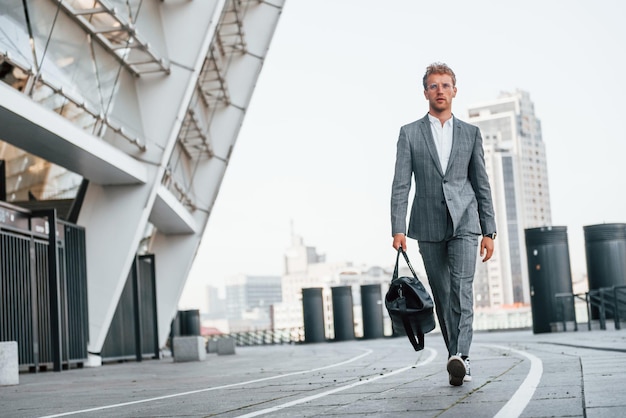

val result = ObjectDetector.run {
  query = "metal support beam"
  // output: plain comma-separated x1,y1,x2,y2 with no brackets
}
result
0,160,5,201
52,0,170,77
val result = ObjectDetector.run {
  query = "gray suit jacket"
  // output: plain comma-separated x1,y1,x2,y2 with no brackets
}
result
391,114,496,242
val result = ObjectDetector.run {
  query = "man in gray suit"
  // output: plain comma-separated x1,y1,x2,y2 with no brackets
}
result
391,62,496,386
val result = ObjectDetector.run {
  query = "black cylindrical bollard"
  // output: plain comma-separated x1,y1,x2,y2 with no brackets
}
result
584,223,626,289
302,288,325,343
360,284,384,339
331,286,355,341
525,226,574,334
584,223,626,319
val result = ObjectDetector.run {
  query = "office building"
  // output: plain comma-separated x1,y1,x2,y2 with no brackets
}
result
225,274,282,331
468,90,552,308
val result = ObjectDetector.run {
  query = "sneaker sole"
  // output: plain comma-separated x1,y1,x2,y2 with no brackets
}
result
449,374,463,386
447,356,465,386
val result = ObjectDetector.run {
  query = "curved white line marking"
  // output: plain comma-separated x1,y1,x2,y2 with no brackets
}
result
38,348,374,418
234,347,438,418
485,344,543,418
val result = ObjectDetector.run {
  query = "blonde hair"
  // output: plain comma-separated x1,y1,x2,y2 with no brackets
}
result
422,62,456,90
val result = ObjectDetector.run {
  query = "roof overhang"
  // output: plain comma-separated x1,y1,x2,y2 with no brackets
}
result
0,83,147,185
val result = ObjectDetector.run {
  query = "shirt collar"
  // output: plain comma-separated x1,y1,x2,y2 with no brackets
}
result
427,113,454,127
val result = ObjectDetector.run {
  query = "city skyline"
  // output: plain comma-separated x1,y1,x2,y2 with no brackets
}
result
181,0,626,308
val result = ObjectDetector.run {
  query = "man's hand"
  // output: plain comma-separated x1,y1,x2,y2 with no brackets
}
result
480,236,494,262
393,233,407,251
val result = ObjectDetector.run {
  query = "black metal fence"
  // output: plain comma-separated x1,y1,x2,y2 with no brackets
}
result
100,254,159,362
555,285,626,331
588,285,626,330
0,203,89,371
207,327,305,347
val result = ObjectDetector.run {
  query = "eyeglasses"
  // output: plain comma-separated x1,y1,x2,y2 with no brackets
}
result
426,83,454,91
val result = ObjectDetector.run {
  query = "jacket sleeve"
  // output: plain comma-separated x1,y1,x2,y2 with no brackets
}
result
391,126,413,236
468,126,497,235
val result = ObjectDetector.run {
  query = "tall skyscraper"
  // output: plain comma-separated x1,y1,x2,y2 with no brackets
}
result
468,90,552,308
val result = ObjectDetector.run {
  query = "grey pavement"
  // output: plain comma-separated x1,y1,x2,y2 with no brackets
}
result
1,327,625,418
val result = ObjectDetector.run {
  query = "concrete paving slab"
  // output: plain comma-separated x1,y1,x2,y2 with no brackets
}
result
586,405,626,418
519,396,584,418
1,329,625,417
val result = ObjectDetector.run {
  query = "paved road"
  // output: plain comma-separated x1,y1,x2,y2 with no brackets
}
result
2,328,625,417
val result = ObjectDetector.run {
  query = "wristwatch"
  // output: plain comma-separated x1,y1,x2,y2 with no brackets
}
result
484,232,497,240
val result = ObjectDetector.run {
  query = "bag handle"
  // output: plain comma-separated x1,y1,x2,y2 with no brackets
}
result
393,247,419,281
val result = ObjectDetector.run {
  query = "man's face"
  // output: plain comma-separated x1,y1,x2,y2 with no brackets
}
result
423,73,457,114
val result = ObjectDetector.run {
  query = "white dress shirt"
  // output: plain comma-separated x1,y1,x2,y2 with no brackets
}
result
428,113,454,174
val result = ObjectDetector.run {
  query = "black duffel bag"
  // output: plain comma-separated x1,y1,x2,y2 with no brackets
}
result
385,248,436,351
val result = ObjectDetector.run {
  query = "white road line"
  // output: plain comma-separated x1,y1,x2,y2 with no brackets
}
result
485,344,544,418
39,344,534,417
38,349,374,418
233,347,438,418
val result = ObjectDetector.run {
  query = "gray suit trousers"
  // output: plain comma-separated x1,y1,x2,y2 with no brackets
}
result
418,216,477,358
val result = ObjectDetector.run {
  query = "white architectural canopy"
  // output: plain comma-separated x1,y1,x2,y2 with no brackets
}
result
0,0,285,353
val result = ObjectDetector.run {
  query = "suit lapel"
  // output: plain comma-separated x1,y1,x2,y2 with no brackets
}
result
419,115,444,176
446,117,462,174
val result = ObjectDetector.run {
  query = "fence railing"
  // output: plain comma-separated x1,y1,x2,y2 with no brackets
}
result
0,203,89,371
555,285,626,331
207,327,305,347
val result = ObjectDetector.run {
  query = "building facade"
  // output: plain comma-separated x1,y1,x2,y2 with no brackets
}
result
0,0,285,357
468,90,552,308
225,274,282,331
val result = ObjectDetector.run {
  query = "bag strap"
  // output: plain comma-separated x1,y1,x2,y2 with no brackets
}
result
393,248,419,280
403,316,425,351
394,248,426,351
397,297,424,351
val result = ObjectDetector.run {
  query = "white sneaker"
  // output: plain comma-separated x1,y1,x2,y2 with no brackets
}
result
447,354,465,386
463,357,472,382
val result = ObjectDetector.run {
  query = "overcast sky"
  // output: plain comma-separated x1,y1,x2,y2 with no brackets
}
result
180,0,626,308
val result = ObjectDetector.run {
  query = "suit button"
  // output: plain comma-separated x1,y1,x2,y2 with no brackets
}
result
443,180,448,184
441,201,445,204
